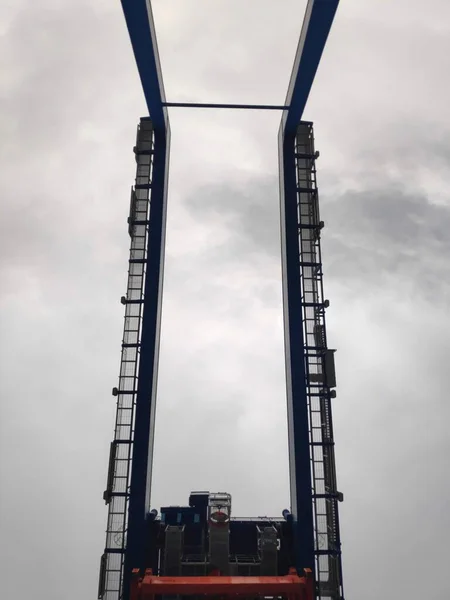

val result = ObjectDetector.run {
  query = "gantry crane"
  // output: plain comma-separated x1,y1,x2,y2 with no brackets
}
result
98,2,344,600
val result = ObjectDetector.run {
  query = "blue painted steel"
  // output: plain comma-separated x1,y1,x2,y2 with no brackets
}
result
120,2,170,597
118,0,340,592
281,0,339,135
121,0,168,131
278,131,315,574
163,102,289,110
124,126,170,598
278,0,339,579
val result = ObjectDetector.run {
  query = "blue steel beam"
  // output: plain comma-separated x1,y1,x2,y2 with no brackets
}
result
121,0,168,131
120,1,169,598
124,125,170,596
278,0,340,579
279,129,315,576
281,0,339,135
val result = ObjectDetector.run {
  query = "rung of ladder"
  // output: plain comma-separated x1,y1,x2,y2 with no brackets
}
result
295,152,319,160
133,147,154,156
121,297,144,305
298,261,321,267
315,549,341,556
298,223,322,230
310,441,335,446
297,186,317,193
129,220,150,226
313,493,342,500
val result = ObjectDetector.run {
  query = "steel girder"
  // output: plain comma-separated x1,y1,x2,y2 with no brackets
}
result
120,2,170,597
278,0,340,576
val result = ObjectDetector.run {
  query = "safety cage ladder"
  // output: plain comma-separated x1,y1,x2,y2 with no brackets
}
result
295,122,344,600
98,119,155,600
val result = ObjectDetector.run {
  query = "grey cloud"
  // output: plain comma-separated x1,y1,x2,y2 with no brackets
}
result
323,186,450,300
180,171,450,306
154,0,307,104
2,2,450,600
182,179,281,259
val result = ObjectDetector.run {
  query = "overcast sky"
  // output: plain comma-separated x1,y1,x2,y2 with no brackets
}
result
1,1,450,599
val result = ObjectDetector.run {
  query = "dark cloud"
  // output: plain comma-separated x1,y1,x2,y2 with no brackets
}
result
323,186,450,302
183,179,281,259
181,172,450,306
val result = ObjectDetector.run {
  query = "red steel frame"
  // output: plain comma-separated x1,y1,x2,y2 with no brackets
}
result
130,568,313,600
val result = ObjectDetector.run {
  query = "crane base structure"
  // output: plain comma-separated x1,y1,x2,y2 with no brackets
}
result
101,490,321,600
98,2,345,600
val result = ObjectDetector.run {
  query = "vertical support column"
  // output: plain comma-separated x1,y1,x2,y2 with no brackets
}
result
278,125,315,576
123,120,170,598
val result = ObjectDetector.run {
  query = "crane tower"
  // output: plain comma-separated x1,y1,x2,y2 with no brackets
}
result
98,2,344,600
